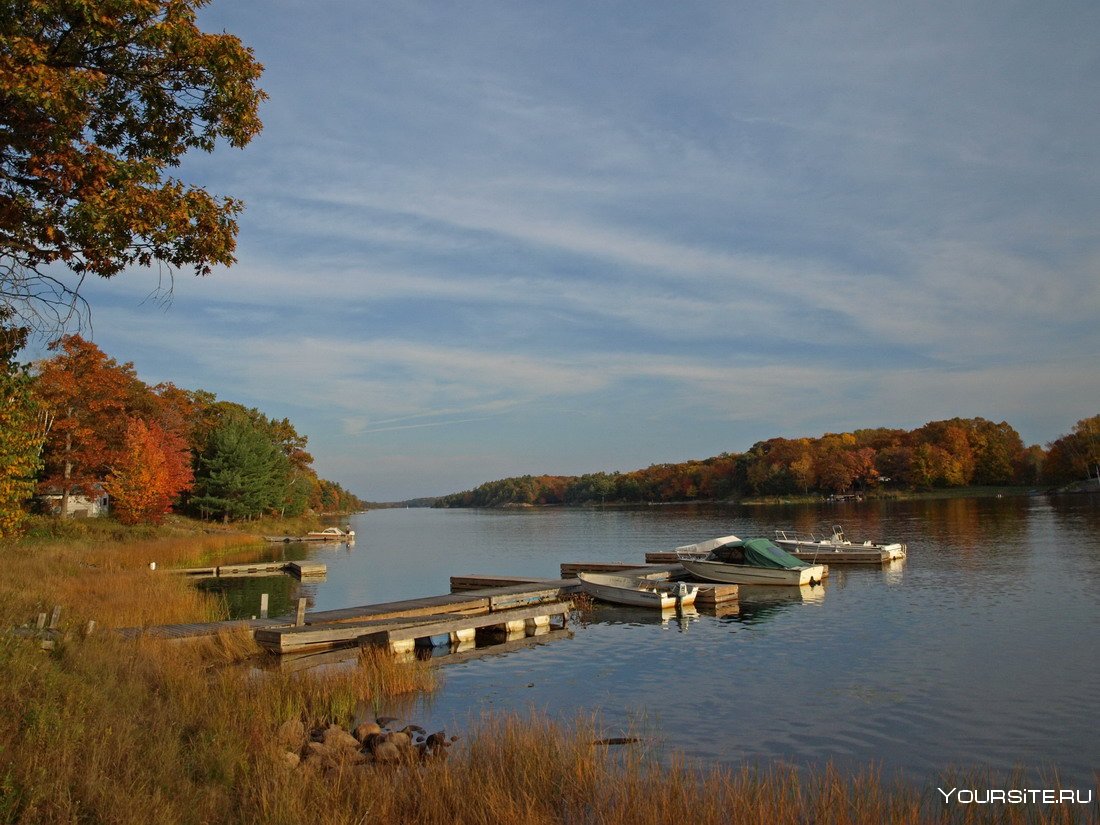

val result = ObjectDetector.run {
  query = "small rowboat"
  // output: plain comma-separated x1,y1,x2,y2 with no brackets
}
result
577,572,698,609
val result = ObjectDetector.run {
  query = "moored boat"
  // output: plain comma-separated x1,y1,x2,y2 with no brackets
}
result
675,535,826,586
773,525,906,562
306,526,355,540
264,526,356,543
577,572,698,609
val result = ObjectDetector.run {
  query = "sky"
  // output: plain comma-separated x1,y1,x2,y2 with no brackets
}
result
37,0,1100,501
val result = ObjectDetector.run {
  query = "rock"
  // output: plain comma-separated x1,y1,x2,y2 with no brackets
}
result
322,724,360,750
281,751,301,769
372,740,402,763
387,731,413,751
353,721,382,742
361,732,386,755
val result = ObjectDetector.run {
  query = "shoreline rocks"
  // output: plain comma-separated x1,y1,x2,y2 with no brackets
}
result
286,717,458,774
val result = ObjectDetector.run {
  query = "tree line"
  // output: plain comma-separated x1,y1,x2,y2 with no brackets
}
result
434,415,1100,508
0,328,364,537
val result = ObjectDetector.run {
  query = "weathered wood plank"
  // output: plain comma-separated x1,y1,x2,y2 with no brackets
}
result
449,575,548,591
287,561,327,577
358,601,573,648
306,594,492,625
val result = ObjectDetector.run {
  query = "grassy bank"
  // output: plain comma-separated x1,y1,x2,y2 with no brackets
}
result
0,524,1091,824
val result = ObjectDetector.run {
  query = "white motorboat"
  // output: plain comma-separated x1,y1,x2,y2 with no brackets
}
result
675,535,826,586
773,525,906,561
577,572,698,609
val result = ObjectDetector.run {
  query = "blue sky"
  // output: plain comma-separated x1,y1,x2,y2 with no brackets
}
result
49,0,1100,500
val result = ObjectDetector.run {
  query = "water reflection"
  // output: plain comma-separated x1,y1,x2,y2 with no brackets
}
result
217,496,1099,787
586,604,700,632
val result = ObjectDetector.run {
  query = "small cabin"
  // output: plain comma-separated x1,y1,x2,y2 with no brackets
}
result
38,485,110,518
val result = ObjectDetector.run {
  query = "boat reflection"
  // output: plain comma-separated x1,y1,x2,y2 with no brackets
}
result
586,603,701,632
729,582,827,626
882,559,906,586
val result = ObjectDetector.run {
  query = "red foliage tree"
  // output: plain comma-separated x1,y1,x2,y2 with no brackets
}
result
105,418,193,525
33,335,143,515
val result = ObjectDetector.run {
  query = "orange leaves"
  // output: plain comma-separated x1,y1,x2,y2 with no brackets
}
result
1,0,265,327
106,417,193,524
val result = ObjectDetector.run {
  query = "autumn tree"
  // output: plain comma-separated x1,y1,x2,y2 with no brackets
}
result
105,417,192,524
33,335,144,515
0,316,49,536
1043,415,1100,484
0,0,265,329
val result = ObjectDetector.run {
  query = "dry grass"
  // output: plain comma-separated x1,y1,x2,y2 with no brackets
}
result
0,528,262,629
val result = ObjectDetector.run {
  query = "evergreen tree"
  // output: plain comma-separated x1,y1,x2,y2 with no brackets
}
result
190,419,288,521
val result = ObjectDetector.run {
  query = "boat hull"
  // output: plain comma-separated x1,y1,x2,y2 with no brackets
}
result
578,573,698,609
677,557,825,586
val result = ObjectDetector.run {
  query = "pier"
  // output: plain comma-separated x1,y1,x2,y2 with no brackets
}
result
166,560,327,578
122,559,740,654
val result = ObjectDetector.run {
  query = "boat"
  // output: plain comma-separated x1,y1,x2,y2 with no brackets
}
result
674,535,826,586
772,525,906,562
577,572,698,609
307,526,355,540
264,526,356,543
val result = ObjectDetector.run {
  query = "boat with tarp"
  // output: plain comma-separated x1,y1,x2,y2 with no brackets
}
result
675,535,826,586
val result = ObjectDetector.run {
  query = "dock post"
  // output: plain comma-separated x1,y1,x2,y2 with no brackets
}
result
84,620,96,637
295,598,307,627
525,615,550,633
260,593,269,619
36,613,46,630
49,605,62,630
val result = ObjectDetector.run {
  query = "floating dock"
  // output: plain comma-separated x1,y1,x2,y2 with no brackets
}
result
124,560,743,653
166,561,326,578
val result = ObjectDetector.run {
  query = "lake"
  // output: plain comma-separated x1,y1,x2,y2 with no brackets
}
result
221,495,1100,789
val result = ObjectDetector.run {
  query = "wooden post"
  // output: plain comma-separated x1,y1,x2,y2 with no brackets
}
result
49,605,62,630
295,597,307,627
36,613,47,630
84,620,96,637
260,593,269,619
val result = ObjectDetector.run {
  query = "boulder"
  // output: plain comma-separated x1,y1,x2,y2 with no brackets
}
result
353,721,382,742
322,724,360,751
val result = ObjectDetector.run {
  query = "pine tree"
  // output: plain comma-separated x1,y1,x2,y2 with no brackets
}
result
190,419,288,521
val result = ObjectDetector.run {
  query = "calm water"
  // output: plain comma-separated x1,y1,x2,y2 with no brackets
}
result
239,497,1100,787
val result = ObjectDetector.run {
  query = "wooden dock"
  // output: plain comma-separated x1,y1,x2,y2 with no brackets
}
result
255,600,572,655
166,561,326,578
122,579,578,654
122,562,736,655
